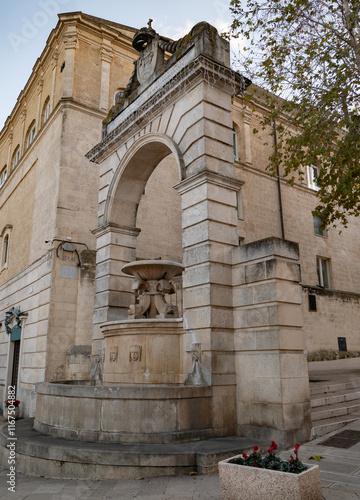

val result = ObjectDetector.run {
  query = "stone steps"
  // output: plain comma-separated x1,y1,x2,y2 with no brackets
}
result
0,418,262,479
311,399,360,422
311,388,360,408
310,380,360,438
311,413,360,438
310,380,360,397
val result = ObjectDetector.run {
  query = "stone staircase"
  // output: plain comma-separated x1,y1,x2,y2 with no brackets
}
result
311,379,360,437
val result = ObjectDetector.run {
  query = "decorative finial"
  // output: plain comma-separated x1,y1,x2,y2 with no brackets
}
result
147,18,153,29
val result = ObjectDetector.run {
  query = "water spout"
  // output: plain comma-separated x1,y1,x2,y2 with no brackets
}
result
89,351,103,386
184,342,209,386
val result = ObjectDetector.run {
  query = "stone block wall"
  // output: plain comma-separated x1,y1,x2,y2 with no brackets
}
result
0,253,53,417
303,286,360,358
233,237,312,448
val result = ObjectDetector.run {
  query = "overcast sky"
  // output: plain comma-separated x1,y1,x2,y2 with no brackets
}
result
0,0,236,129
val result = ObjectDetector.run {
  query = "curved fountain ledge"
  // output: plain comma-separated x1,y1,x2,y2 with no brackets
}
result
34,381,212,444
122,259,184,281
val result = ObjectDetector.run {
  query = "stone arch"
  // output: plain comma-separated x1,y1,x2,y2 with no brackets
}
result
105,133,185,228
86,21,311,448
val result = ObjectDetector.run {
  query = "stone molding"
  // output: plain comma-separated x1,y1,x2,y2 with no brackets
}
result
242,108,252,125
100,47,113,63
233,237,300,265
174,170,244,195
50,49,59,69
36,78,44,94
63,33,78,51
92,222,141,238
20,108,27,123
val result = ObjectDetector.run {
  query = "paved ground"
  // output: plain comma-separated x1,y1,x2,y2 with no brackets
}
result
0,357,359,499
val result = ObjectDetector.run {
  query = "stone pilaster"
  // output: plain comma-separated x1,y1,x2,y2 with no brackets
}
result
243,108,252,165
36,76,44,128
7,130,13,167
20,106,27,155
62,28,77,98
232,237,311,448
50,48,58,110
99,43,113,111
175,170,243,436
92,223,140,342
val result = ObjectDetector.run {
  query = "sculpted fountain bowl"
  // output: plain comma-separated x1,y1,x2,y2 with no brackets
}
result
121,259,184,320
122,260,184,281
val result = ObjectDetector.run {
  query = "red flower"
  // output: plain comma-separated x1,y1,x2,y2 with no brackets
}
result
242,453,248,459
271,441,278,449
4,399,20,407
253,446,259,451
294,444,300,450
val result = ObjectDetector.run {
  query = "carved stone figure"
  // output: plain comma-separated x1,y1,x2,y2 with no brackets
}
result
109,346,118,363
118,21,204,104
190,343,201,363
4,307,27,335
184,343,208,386
89,350,103,386
122,260,183,319
129,345,142,362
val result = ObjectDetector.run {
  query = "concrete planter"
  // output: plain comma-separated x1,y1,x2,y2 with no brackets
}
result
218,455,322,500
3,406,20,421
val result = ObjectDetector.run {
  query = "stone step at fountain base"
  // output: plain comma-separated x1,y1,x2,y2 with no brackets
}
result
0,419,262,479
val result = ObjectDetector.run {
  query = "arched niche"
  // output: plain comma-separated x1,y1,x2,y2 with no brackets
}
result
93,133,185,326
105,133,185,229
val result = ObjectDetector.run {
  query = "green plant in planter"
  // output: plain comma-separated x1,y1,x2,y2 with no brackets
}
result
228,442,307,474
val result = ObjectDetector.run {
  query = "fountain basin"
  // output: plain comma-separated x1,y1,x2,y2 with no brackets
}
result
122,260,184,281
101,318,184,385
34,381,212,444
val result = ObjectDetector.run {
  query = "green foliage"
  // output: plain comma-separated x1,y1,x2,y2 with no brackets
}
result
226,0,360,228
228,442,308,475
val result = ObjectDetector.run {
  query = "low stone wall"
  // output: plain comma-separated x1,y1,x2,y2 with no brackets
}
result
303,286,360,356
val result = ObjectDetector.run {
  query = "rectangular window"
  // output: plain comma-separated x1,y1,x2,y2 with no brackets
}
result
317,257,330,288
0,168,7,188
307,165,320,191
43,101,50,123
12,148,20,169
27,125,36,148
233,127,239,162
308,294,317,311
313,215,326,237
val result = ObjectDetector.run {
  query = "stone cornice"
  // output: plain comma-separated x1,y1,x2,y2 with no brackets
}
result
92,223,141,238
174,170,244,195
0,13,136,143
86,54,249,164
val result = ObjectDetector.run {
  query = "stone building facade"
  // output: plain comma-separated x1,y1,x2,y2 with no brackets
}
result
0,13,137,415
0,10,359,433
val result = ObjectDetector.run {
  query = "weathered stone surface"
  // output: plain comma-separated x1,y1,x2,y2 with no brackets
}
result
34,382,211,443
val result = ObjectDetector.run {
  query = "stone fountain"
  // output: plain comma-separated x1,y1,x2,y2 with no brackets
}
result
34,259,212,446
